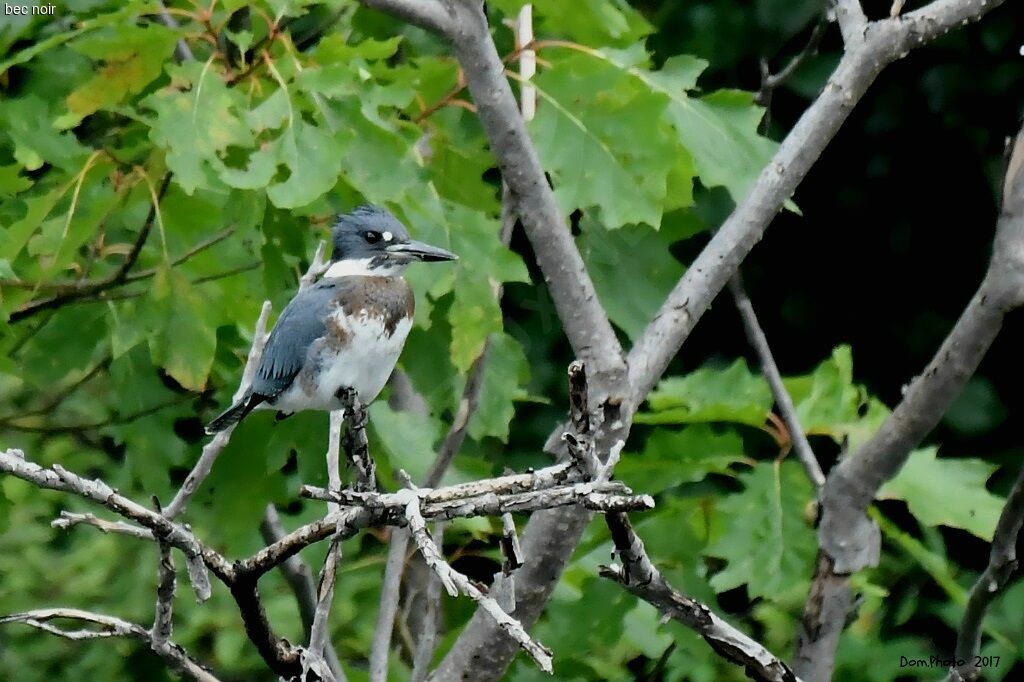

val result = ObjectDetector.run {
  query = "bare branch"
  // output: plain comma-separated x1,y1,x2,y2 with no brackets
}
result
300,240,329,290
441,0,627,392
0,608,220,682
410,522,445,682
369,528,411,682
797,119,1024,681
359,0,454,36
52,510,154,540
830,0,867,46
259,505,344,678
0,449,234,584
601,513,800,682
401,489,554,673
729,275,824,489
948,462,1024,680
162,300,272,520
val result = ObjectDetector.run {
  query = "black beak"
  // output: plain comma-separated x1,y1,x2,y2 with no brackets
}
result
386,240,458,262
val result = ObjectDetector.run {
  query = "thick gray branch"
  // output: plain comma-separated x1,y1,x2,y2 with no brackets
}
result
432,1,1007,677
797,117,1024,682
442,0,627,394
360,0,454,36
626,0,1006,406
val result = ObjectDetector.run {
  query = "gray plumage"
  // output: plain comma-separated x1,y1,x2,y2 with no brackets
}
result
205,204,456,435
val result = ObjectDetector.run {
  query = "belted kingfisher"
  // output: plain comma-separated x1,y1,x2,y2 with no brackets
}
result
205,205,457,434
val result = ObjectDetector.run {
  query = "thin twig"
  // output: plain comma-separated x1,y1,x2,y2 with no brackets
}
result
52,511,154,540
369,528,411,682
306,412,347,682
162,300,272,519
728,275,825,489
9,174,172,323
0,608,220,682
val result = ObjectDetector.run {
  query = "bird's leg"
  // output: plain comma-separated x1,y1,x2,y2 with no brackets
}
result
274,411,294,423
336,386,376,492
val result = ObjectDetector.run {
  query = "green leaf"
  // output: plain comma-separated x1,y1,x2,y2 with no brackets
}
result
0,95,89,172
705,460,817,599
148,269,218,391
443,204,527,372
467,333,530,443
667,89,777,202
530,49,678,228
369,403,441,483
447,269,502,372
145,62,254,193
638,358,772,427
60,23,177,125
878,447,1005,541
0,164,32,197
491,0,653,48
573,48,777,203
578,217,685,339
784,345,889,449
265,117,346,209
618,425,748,493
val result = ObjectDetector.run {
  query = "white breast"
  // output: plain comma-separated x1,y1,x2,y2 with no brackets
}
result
269,309,413,414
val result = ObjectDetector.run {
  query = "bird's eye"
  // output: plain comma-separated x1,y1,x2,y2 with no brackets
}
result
364,231,381,244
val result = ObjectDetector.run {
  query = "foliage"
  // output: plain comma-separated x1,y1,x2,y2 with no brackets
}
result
0,1,1021,680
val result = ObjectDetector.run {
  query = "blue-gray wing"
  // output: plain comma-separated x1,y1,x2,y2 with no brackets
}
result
251,281,339,397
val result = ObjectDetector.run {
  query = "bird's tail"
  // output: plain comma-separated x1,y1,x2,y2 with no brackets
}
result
205,393,265,435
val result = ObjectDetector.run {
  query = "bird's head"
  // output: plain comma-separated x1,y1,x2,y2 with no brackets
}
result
326,205,457,277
